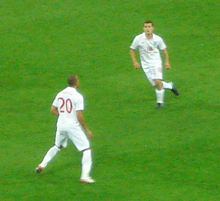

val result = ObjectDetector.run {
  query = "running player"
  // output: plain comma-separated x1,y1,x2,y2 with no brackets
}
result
130,20,179,108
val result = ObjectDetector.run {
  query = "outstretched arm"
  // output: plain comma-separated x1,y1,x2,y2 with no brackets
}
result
50,105,59,116
162,49,171,69
130,49,140,69
77,110,93,138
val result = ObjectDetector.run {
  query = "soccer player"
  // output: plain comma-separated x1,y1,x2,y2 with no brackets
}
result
35,75,95,184
130,20,179,108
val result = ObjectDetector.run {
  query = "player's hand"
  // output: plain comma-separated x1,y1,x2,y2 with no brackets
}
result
165,63,171,69
86,130,93,138
134,62,140,69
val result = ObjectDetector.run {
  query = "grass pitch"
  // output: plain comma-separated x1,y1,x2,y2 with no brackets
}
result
1,0,219,200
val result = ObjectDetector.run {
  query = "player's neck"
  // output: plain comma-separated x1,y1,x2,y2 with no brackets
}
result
69,85,77,89
145,33,153,40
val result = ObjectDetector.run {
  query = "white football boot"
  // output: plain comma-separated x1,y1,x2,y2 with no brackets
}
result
80,176,95,184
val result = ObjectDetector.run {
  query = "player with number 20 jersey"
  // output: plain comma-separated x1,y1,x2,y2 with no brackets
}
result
35,75,95,184
53,87,84,127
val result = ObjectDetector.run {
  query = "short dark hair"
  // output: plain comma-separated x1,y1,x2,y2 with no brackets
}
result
144,20,154,26
67,75,78,86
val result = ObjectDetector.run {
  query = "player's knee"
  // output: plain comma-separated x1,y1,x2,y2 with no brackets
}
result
154,80,163,90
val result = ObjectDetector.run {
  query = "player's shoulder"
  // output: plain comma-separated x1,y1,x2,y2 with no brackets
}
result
76,90,83,97
153,34,165,45
131,33,145,44
58,87,71,94
57,87,80,97
134,32,145,39
153,33,163,40
72,89,83,100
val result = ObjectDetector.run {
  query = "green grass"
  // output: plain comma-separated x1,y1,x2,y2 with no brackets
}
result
1,0,219,200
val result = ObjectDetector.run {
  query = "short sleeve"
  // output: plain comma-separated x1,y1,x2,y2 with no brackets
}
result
75,94,84,111
52,94,59,107
158,37,167,50
130,36,139,50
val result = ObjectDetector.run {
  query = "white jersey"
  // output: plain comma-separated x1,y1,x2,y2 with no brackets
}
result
130,33,166,66
52,87,84,128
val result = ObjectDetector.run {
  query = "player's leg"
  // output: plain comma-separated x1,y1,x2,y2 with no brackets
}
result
154,79,163,90
35,145,61,173
162,81,179,95
154,79,165,108
68,127,95,183
153,65,165,108
35,130,67,173
162,81,172,89
80,148,95,183
143,66,165,108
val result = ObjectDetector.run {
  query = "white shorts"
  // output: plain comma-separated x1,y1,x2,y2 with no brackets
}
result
55,126,90,151
142,64,163,86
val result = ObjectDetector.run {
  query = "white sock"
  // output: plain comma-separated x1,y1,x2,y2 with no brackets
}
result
162,81,172,89
81,149,92,178
39,146,60,168
155,89,165,103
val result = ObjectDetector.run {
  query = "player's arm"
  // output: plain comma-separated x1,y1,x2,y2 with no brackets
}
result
129,48,140,69
77,110,93,138
50,105,59,116
162,49,171,69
